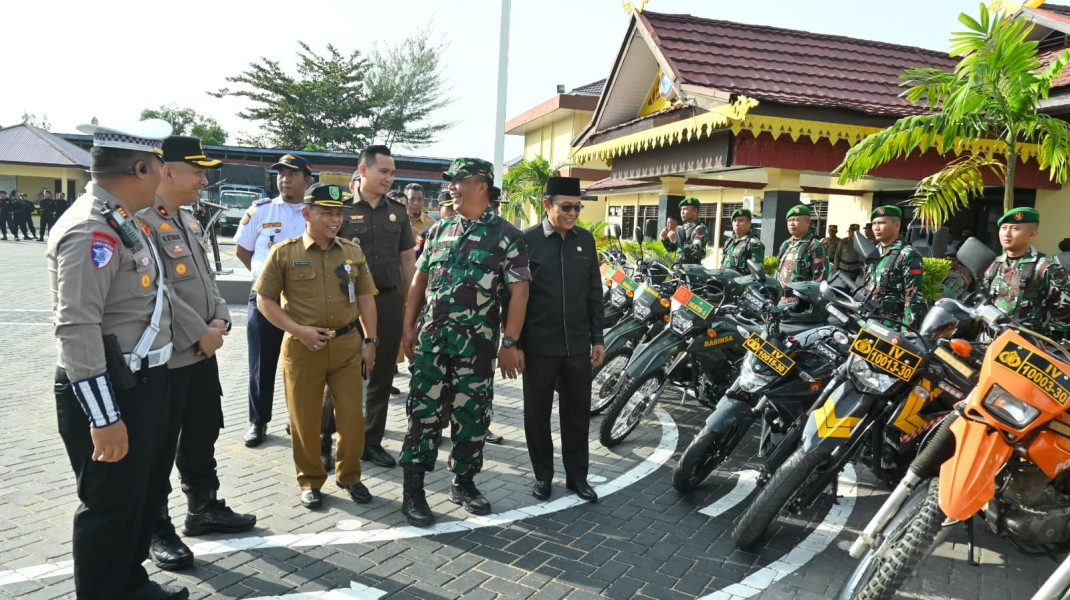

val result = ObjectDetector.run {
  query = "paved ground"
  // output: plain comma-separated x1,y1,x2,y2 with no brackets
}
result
0,234,1061,599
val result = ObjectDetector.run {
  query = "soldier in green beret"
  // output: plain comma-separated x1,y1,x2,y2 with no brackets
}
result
862,205,927,327
720,208,765,272
774,204,829,285
980,207,1070,336
675,196,708,264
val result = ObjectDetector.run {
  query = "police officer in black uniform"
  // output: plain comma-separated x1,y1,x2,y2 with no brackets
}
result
0,190,14,240
38,188,56,240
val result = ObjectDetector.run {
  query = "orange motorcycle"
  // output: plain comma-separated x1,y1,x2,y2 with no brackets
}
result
837,300,1070,600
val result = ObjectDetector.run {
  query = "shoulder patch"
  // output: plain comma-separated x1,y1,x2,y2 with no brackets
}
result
90,231,117,269
253,198,272,206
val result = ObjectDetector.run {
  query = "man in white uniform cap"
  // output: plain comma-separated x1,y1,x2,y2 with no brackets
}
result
48,119,189,599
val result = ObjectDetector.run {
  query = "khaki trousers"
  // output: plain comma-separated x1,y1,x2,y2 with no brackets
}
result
282,330,365,490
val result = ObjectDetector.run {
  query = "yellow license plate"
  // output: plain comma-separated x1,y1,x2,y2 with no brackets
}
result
742,332,795,377
849,328,922,381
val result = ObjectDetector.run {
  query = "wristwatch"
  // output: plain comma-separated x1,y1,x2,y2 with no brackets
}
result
363,337,380,346
502,335,517,348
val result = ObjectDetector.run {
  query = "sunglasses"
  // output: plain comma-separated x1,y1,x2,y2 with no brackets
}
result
555,203,583,213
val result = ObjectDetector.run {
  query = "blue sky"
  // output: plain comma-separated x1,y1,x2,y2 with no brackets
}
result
4,0,984,161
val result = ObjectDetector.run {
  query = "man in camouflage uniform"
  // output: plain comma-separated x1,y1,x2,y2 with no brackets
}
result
981,207,1070,337
942,251,976,300
862,205,927,327
775,204,829,286
720,208,765,272
675,196,708,264
399,158,531,526
822,224,841,272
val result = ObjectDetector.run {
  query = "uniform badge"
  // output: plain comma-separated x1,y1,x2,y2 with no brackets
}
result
159,222,173,232
1014,212,1024,221
157,205,170,218
240,214,250,225
173,245,185,254
140,273,151,288
189,221,199,230
877,207,886,215
175,262,188,276
90,232,116,269
389,213,397,222
350,215,358,221
577,246,582,252
140,256,151,267
138,219,150,235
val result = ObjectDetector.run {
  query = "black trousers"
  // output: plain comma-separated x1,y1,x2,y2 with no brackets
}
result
39,212,55,238
247,290,285,425
522,353,593,483
156,357,224,508
56,364,170,600
323,286,403,447
0,208,10,236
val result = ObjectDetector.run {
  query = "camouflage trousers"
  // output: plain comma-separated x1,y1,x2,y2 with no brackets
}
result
399,351,494,475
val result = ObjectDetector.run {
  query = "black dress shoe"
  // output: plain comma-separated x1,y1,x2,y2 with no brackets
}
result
361,444,397,468
566,479,598,502
243,423,266,447
390,385,402,395
122,581,190,599
300,489,323,509
531,479,552,500
448,477,492,515
150,530,193,570
342,482,373,504
485,430,504,444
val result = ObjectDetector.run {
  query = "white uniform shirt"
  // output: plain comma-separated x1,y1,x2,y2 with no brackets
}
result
234,197,306,281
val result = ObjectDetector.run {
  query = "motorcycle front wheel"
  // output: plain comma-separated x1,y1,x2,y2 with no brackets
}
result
731,447,829,550
672,425,729,493
599,375,664,447
591,351,630,415
836,477,947,600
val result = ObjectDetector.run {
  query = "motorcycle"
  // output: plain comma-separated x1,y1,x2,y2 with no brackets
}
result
671,264,860,493
597,269,783,448
837,241,1070,600
601,226,672,328
731,276,974,550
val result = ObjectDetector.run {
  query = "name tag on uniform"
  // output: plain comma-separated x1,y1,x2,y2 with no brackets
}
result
345,263,356,302
293,261,311,266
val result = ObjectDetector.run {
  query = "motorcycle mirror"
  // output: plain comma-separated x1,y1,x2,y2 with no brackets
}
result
633,226,644,243
957,237,997,279
854,231,879,264
603,224,622,239
644,219,659,241
746,258,766,282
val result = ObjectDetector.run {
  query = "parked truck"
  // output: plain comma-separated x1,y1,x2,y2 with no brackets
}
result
200,164,270,234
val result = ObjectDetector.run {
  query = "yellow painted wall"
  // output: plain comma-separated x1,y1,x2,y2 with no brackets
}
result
825,193,874,232
1035,187,1070,255
0,164,89,200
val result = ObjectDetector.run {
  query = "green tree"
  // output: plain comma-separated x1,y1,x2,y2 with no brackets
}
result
366,35,455,149
211,42,375,152
140,105,228,145
835,4,1070,229
501,156,574,225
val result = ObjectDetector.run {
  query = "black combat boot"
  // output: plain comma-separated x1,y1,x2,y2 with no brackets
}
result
448,473,492,515
401,469,435,527
150,506,194,570
183,491,257,536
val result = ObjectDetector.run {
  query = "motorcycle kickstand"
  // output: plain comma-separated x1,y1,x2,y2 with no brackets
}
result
965,517,979,566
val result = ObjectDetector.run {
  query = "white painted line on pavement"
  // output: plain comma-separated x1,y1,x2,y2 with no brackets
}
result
698,464,859,600
0,408,679,586
0,309,52,312
246,580,387,599
0,322,51,326
698,470,759,518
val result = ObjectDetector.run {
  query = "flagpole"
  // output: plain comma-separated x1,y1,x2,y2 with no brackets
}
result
493,0,511,188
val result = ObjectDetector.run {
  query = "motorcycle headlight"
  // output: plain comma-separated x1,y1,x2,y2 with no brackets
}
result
738,355,780,392
847,355,897,393
634,304,651,320
982,384,1041,429
611,290,627,307
671,310,694,335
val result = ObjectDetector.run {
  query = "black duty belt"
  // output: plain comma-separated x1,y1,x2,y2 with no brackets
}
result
329,320,361,339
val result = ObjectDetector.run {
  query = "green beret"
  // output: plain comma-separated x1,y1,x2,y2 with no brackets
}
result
786,205,812,218
679,196,701,208
997,207,1040,226
730,208,752,219
871,205,903,219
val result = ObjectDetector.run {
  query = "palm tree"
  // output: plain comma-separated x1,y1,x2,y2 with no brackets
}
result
836,4,1070,229
501,156,572,225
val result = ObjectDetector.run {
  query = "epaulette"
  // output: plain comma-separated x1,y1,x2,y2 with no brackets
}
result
178,205,193,213
277,236,302,247
253,197,273,207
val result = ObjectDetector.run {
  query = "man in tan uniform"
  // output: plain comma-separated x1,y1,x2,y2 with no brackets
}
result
49,119,190,599
255,183,379,509
140,136,256,571
405,183,436,238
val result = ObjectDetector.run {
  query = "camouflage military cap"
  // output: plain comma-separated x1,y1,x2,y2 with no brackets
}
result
679,196,701,208
303,182,344,207
443,158,494,182
787,205,812,218
998,207,1040,226
871,205,903,219
730,208,752,219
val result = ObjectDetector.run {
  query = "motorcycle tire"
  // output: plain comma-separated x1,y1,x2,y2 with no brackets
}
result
672,425,728,493
731,447,830,550
599,375,663,447
836,478,947,600
591,351,630,415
